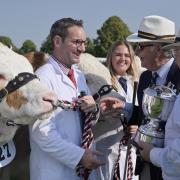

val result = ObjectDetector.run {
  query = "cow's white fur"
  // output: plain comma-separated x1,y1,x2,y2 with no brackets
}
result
78,53,124,98
78,53,112,94
0,43,57,144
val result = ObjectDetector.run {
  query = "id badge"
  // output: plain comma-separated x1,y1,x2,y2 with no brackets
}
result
0,140,16,168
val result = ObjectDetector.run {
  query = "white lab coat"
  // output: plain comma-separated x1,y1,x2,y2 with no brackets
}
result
29,57,95,180
94,75,139,180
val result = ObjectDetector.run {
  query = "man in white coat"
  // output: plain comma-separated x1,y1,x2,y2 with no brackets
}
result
29,18,103,180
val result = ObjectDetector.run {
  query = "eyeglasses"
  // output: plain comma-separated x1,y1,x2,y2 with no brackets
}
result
71,39,87,47
136,44,154,51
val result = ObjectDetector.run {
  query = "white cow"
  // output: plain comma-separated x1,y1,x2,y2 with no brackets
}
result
0,42,58,145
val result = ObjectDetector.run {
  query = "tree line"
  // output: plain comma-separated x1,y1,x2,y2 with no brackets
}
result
0,16,131,57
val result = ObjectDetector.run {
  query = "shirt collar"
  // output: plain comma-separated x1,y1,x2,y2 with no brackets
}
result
153,57,174,80
117,73,127,79
116,73,132,81
51,55,70,76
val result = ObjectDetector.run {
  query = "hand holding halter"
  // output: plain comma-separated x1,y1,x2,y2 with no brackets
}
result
53,85,114,110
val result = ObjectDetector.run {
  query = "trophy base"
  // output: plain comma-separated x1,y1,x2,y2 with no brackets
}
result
134,125,164,147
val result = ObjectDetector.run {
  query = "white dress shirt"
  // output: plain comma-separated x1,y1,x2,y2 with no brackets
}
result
153,57,174,86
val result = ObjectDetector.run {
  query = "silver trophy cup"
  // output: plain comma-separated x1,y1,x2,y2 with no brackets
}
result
135,85,176,147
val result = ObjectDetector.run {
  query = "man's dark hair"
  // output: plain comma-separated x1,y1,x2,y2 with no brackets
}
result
50,18,83,42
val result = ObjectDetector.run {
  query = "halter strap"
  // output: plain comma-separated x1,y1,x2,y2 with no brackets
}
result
0,72,38,102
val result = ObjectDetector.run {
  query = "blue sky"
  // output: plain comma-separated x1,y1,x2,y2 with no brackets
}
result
0,0,179,49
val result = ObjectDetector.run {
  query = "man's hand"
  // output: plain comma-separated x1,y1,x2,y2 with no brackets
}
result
125,125,138,135
100,97,125,111
79,149,105,170
137,141,154,162
79,96,97,113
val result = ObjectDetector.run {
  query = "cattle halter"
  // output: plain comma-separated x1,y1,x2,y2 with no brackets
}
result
53,84,114,110
0,72,38,102
0,72,38,127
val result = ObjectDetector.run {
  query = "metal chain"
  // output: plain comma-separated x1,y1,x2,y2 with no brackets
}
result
53,99,81,110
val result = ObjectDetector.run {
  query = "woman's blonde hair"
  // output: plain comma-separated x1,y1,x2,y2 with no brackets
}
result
106,40,138,89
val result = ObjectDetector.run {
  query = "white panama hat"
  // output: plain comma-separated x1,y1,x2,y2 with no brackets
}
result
126,15,175,43
163,29,180,50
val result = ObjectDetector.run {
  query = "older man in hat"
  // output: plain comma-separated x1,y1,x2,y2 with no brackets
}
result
126,15,180,180
137,29,180,180
100,15,180,180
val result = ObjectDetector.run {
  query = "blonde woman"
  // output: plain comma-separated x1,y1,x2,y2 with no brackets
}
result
95,40,139,180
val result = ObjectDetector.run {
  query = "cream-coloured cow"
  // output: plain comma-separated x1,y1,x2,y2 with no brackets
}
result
0,43,58,144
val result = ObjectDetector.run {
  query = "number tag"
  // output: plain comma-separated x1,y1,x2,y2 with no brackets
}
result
0,141,16,167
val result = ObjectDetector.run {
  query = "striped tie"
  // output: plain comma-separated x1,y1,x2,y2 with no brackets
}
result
118,77,127,93
150,72,158,87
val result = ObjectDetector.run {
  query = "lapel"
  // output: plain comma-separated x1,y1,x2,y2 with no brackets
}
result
165,60,176,84
137,70,152,124
165,60,180,93
137,70,152,106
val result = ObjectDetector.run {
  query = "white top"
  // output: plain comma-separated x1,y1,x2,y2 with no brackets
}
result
150,94,180,180
29,57,95,180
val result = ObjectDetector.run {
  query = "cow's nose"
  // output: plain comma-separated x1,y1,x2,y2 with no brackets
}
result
42,91,58,105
